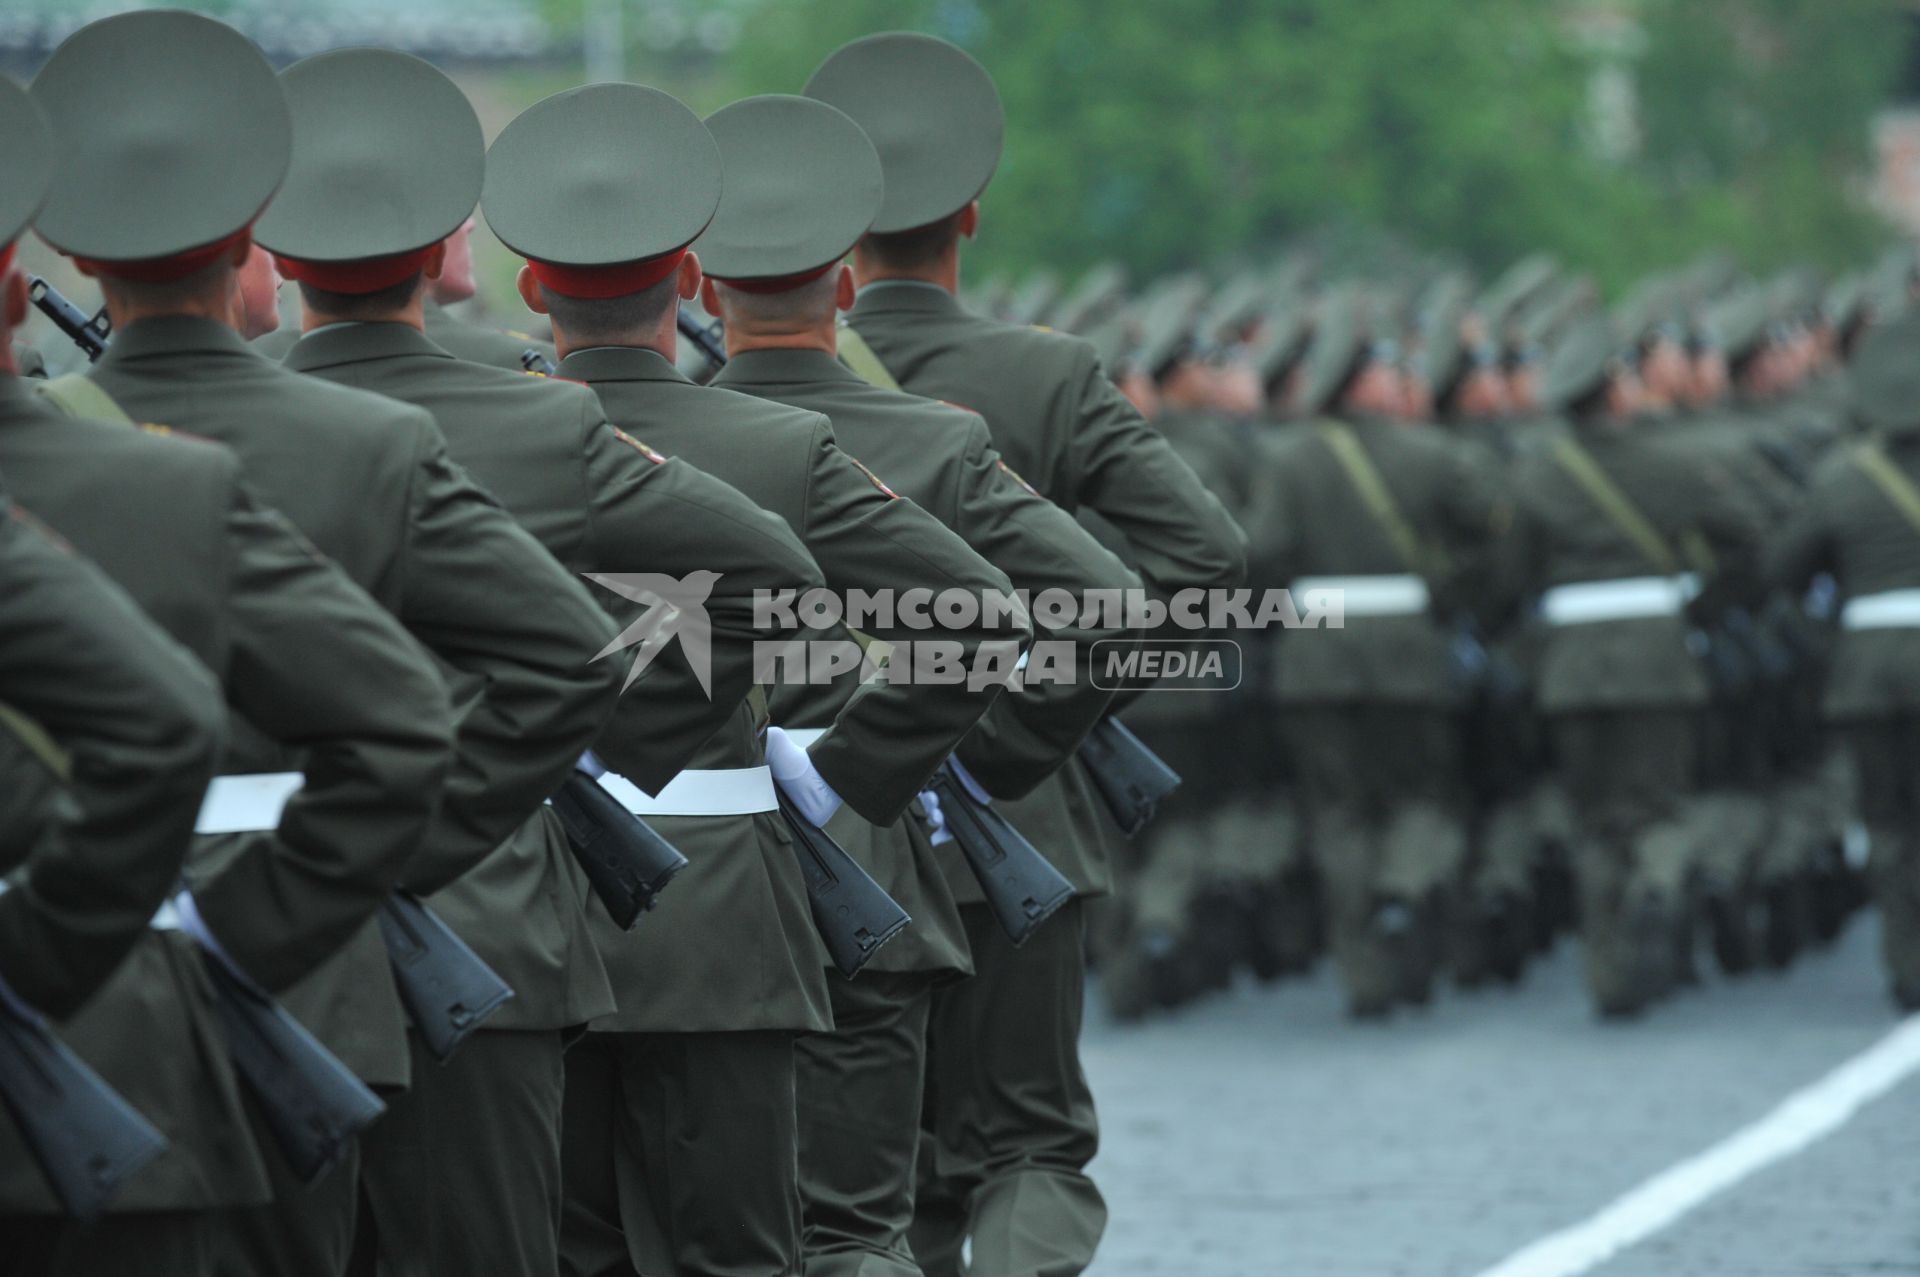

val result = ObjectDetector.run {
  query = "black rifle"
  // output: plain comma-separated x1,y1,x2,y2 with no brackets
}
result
677,312,727,369
1076,716,1181,837
198,954,385,1184
520,348,556,376
27,276,111,362
548,770,690,930
375,892,514,1063
927,762,1073,945
776,790,910,977
0,1004,167,1220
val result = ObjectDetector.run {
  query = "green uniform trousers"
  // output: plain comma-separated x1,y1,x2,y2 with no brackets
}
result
912,901,1104,1277
1,1210,209,1276
214,1096,360,1277
1284,706,1465,1014
353,1028,566,1277
1838,718,1920,1004
561,1029,801,1277
797,972,936,1277
1549,709,1698,1014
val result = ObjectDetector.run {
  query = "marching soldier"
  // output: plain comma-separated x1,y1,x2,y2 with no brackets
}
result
694,92,1140,1274
1765,308,1920,1010
481,80,1028,1277
254,49,825,1276
0,67,460,1274
1514,316,1763,1017
807,33,1246,1276
1249,291,1507,1017
34,15,625,1273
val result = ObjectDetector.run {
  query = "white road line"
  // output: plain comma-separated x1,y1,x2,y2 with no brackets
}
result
1470,1014,1920,1277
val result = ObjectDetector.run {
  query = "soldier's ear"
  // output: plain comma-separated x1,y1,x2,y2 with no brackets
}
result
2,271,26,333
698,277,721,317
677,251,703,302
834,264,855,312
515,265,548,316
421,241,448,282
958,201,980,240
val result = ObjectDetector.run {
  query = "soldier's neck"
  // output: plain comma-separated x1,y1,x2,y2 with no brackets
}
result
851,249,959,296
301,298,426,334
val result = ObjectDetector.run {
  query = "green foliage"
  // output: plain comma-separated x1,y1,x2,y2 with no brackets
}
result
713,0,1907,291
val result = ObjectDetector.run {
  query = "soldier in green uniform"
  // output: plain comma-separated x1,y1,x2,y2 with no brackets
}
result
253,50,825,1277
0,488,225,1018
482,81,1028,1277
0,70,460,1275
1765,308,1920,1009
1514,316,1763,1017
1249,291,1506,1018
806,34,1246,1276
33,16,626,1274
693,92,1139,1275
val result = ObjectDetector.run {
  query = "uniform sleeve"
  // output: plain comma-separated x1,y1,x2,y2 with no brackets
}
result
393,422,625,894
946,421,1141,798
1065,346,1249,596
190,491,456,992
0,502,224,1019
798,420,1032,824
580,420,826,794
1761,471,1838,593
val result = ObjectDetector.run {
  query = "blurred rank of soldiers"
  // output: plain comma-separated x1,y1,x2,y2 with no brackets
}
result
0,52,462,1275
1248,288,1509,1018
806,32,1246,1277
480,78,1028,1277
32,14,630,1274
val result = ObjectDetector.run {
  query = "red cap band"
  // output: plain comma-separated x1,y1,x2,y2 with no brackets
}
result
273,247,435,295
0,243,15,277
70,227,252,284
710,261,838,296
524,248,688,301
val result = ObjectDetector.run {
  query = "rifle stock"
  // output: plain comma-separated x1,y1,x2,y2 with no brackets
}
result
549,771,690,930
376,892,514,1063
1076,716,1181,837
777,791,910,977
929,763,1073,945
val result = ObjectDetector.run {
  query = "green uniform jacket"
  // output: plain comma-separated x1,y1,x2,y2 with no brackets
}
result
845,281,1247,895
1246,416,1505,707
89,315,616,1082
0,382,454,1212
559,343,1025,1031
1765,429,1920,720
283,321,826,1027
713,345,1137,923
1515,416,1764,713
253,300,556,373
0,491,222,1019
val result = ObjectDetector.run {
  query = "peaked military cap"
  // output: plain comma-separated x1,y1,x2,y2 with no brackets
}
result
32,11,289,274
804,33,1003,234
1053,262,1127,334
1007,269,1061,327
0,77,52,253
1540,314,1621,413
483,83,720,298
1850,308,1920,433
1705,289,1770,364
1296,288,1368,418
255,49,483,292
696,94,882,290
1250,299,1310,389
1134,276,1208,378
1421,279,1472,402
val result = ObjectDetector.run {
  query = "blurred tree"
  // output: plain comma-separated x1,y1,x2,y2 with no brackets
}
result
713,0,1905,291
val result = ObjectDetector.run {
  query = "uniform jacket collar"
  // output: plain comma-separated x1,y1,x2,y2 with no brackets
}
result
711,346,862,389
848,281,965,320
284,322,454,373
556,345,688,386
98,314,257,365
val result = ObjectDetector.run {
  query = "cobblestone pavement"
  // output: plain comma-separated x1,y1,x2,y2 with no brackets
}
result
1081,917,1919,1276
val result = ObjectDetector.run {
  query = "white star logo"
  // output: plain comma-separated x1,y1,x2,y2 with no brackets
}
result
585,571,719,698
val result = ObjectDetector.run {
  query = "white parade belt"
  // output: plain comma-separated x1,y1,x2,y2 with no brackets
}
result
195,772,305,835
596,766,777,817
1841,588,1920,631
1292,574,1430,617
1539,575,1698,626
